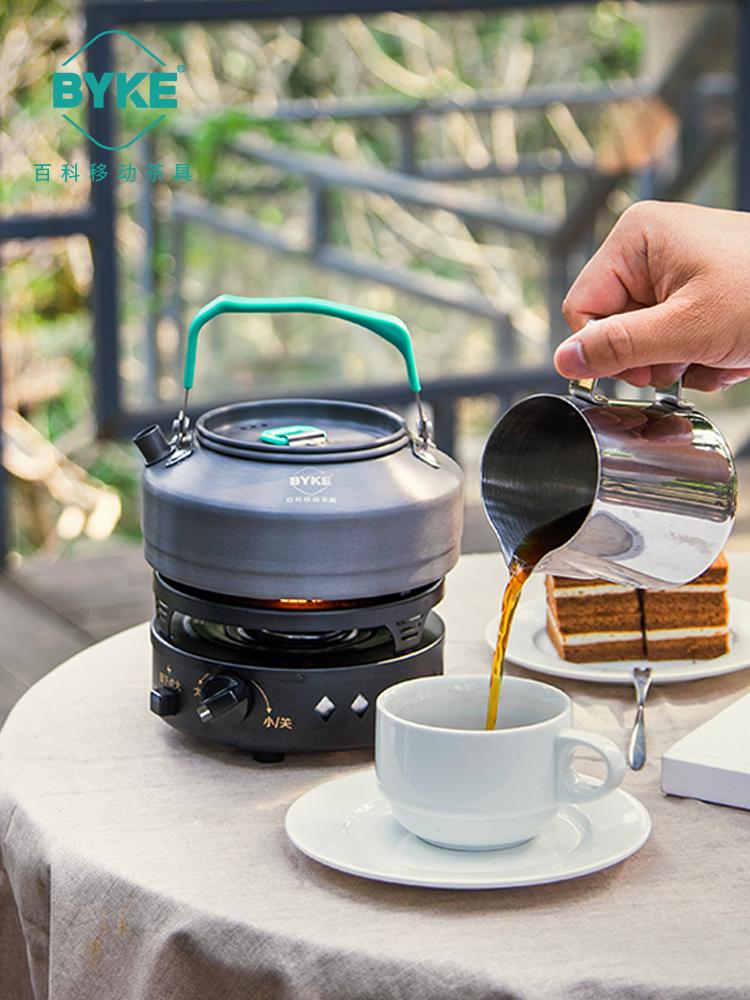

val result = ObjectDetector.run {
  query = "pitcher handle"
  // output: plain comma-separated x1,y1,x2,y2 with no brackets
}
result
569,376,691,411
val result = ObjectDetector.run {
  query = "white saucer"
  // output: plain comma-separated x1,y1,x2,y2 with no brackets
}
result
486,596,750,685
285,769,651,889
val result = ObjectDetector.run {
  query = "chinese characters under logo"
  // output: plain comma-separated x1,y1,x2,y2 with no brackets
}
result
33,162,192,183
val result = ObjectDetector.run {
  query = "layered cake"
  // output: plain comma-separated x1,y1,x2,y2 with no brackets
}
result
641,553,729,660
545,554,729,663
545,578,646,663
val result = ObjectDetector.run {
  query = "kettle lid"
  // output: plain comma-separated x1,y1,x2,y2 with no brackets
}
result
196,398,409,463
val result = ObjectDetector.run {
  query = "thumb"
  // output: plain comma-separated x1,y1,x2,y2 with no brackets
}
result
554,301,698,380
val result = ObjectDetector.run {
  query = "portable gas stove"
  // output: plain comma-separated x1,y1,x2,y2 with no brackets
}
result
150,573,445,761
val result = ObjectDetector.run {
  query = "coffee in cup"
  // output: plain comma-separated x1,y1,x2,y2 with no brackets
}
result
375,674,625,851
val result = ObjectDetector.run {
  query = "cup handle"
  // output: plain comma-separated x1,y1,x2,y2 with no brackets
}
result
555,727,626,803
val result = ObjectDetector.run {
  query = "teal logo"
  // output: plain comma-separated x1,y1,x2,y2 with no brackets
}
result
53,31,178,150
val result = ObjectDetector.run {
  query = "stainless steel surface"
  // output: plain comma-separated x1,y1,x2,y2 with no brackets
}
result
480,382,737,588
628,666,653,771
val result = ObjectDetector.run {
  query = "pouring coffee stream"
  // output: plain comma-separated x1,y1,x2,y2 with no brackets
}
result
485,507,589,730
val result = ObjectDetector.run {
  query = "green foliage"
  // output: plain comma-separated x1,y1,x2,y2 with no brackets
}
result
181,109,257,187
1,0,67,33
586,2,644,79
286,21,333,98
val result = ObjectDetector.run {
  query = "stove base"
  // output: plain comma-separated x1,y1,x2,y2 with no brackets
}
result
150,612,444,756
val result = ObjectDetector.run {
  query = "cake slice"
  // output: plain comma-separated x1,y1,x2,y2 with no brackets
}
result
544,576,645,663
641,553,729,660
545,554,730,663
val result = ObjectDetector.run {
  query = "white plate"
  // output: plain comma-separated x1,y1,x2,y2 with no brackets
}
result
485,596,750,685
285,769,651,890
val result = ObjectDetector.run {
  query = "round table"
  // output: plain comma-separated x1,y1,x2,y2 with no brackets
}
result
3,552,750,1000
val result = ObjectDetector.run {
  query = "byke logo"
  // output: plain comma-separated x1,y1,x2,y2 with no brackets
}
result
53,30,181,150
289,468,332,496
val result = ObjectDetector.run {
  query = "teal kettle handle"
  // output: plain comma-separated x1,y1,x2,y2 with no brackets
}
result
168,295,437,468
184,295,421,393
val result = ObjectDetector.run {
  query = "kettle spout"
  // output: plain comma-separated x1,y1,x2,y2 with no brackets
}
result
133,424,171,466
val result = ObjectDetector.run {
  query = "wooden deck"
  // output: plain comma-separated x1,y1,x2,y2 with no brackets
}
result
0,545,154,727
2,492,749,730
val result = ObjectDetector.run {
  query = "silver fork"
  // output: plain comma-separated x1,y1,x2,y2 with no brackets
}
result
628,666,653,770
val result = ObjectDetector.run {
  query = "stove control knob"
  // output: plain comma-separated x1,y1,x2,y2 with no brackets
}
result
197,675,251,724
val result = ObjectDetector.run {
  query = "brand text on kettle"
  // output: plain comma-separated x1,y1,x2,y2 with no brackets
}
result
290,473,330,488
288,467,337,502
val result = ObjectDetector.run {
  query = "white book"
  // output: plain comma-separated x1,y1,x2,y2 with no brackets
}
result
662,691,750,810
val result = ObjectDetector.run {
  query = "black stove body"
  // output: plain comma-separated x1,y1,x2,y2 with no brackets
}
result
149,573,445,761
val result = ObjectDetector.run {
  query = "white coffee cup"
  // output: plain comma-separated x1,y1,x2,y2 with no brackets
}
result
375,674,626,850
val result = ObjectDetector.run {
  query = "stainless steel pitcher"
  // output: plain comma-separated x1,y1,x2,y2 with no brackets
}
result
480,378,737,588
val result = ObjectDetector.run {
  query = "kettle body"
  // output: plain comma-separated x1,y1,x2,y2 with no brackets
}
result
136,296,464,601
140,397,463,600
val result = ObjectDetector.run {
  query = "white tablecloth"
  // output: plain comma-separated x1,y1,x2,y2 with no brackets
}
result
2,552,750,1000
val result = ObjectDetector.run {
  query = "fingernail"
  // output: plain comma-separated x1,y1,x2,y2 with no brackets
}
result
555,339,589,377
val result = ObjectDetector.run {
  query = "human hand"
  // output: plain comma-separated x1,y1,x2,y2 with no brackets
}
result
554,200,750,391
